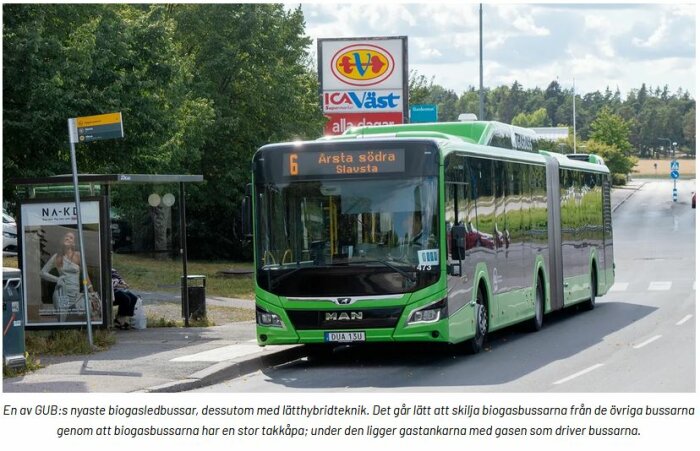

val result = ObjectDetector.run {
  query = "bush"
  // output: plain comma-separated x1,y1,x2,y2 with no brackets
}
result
611,173,628,186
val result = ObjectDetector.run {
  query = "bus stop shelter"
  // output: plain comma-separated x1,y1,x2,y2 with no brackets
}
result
10,174,204,329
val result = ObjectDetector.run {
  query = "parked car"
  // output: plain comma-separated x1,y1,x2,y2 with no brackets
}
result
3,209,18,255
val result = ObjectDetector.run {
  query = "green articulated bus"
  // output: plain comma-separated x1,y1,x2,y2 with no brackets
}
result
246,121,614,353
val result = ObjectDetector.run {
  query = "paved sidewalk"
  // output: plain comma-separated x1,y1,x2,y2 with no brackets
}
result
3,319,306,393
3,180,646,393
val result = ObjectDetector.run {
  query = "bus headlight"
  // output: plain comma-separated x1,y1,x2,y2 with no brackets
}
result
256,306,283,328
407,298,448,325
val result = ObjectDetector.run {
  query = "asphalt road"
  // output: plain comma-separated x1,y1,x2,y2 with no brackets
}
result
195,179,696,393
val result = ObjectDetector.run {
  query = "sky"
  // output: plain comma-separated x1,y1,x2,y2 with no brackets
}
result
297,2,696,98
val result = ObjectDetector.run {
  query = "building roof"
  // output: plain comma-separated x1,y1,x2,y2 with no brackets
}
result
11,174,203,186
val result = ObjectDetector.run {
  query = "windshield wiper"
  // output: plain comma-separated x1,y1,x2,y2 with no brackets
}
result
351,259,416,283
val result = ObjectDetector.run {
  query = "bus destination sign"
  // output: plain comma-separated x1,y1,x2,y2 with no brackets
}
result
284,149,405,176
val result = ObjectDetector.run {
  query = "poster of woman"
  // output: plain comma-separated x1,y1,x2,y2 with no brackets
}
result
20,200,104,327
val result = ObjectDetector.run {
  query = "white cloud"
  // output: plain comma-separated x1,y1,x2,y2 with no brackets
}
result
494,4,550,36
414,37,444,60
633,15,669,48
583,13,611,31
669,4,695,18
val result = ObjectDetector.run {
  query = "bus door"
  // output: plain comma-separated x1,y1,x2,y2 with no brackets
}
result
446,184,470,300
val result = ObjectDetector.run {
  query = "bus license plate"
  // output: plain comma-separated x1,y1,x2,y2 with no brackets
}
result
324,331,365,343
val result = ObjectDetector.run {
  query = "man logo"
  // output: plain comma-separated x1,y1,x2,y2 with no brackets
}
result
336,297,352,305
325,312,363,321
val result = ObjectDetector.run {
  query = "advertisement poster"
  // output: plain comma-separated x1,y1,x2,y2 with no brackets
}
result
323,112,404,135
20,200,104,327
318,36,408,135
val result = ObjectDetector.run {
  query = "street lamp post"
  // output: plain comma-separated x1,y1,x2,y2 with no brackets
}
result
479,3,484,121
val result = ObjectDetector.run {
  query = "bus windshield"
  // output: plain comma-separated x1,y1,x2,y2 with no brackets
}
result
256,176,440,296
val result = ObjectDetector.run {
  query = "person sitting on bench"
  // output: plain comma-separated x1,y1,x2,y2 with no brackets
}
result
112,268,138,330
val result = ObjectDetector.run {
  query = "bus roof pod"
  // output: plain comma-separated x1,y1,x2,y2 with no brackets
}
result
337,121,491,142
566,153,606,165
540,150,610,173
331,121,538,152
318,130,472,143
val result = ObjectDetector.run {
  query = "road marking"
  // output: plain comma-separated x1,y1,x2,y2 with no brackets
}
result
648,281,672,291
553,364,604,385
610,282,629,292
170,344,260,362
676,315,693,326
633,335,663,349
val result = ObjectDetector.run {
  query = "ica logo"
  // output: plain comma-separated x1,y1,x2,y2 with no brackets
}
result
331,44,395,86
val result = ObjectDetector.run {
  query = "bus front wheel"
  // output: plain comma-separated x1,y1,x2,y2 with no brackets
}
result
466,288,488,354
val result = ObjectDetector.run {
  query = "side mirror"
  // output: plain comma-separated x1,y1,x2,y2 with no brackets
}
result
450,224,467,261
240,183,253,240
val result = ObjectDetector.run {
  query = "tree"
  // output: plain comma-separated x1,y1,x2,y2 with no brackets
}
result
683,107,696,155
170,4,325,258
585,140,637,176
456,87,481,119
512,107,548,127
589,107,633,155
3,4,213,202
424,85,459,121
3,4,326,259
496,81,524,124
408,70,433,105
544,80,563,126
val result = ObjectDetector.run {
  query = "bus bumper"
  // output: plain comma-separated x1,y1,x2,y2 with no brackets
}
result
255,298,454,346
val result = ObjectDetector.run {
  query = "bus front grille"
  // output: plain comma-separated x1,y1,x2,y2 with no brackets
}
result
286,307,404,330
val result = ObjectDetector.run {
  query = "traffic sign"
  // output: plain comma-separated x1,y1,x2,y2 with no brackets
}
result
670,169,680,179
69,112,124,143
410,104,438,123
671,160,679,171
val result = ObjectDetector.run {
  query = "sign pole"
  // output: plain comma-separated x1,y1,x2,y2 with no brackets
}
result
67,119,94,348
673,179,677,202
671,159,680,202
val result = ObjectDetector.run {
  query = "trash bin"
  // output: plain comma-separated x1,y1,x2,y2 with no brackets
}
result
181,275,206,320
3,267,26,369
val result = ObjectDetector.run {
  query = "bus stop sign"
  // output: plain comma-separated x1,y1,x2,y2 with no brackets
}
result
69,112,124,143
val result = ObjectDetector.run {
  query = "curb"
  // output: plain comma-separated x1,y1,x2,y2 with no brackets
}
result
144,345,308,393
613,181,646,212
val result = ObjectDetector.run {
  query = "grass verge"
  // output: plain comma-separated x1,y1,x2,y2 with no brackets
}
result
3,329,115,378
112,253,254,299
144,303,254,328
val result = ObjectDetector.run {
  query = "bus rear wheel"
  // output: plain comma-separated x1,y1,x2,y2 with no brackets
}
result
527,276,544,332
583,270,597,311
466,288,488,354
